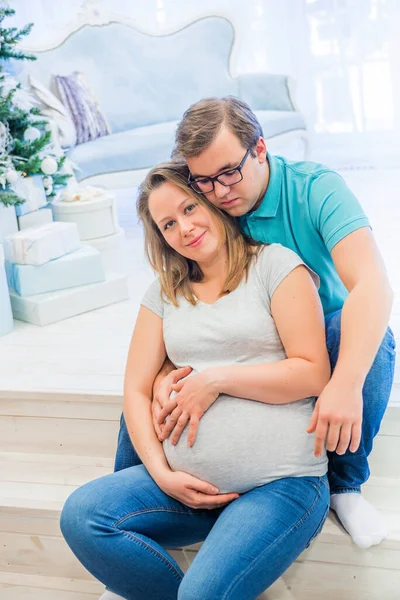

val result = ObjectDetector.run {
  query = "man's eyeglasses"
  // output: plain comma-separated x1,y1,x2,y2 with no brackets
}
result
188,148,251,194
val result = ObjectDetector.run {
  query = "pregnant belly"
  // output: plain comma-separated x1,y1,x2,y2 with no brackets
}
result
163,395,326,494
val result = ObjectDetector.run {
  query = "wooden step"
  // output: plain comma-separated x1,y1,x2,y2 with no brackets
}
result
0,571,103,599
0,452,399,580
0,393,399,469
265,561,400,600
0,403,399,598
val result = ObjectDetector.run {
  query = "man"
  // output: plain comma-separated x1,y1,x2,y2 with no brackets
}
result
115,97,395,554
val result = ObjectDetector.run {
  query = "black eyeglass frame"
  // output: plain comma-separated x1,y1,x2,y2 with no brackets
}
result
188,148,251,194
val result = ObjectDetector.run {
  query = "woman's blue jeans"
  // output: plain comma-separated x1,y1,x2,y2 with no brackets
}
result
61,465,329,600
114,312,397,494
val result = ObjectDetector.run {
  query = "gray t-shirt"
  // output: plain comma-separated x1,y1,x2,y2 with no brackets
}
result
141,244,328,493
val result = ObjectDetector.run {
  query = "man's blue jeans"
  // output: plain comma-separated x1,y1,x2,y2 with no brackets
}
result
61,465,329,599
113,311,396,494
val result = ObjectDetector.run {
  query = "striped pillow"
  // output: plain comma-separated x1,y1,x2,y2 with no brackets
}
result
55,71,111,144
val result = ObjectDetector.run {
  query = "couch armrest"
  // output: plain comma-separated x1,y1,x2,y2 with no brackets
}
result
237,73,296,112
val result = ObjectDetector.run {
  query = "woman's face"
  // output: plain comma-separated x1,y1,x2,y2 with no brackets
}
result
148,181,223,263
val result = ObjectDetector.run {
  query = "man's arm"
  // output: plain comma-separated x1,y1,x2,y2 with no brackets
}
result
153,357,175,394
331,227,393,384
309,227,393,456
152,358,192,439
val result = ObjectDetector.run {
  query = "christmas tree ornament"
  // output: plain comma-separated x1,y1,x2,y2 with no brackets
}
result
40,156,58,175
5,168,19,184
23,126,42,142
43,175,53,195
0,127,7,156
0,121,11,157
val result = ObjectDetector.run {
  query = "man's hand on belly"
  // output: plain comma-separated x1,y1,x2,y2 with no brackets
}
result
158,370,220,447
152,365,192,439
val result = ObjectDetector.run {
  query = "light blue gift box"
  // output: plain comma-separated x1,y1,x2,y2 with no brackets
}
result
0,244,14,336
7,245,106,297
14,175,48,217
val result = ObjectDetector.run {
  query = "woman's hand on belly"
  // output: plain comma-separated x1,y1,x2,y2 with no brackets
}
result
156,468,239,510
158,370,220,447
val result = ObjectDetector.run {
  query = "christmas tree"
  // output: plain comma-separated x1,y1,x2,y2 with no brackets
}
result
0,6,71,208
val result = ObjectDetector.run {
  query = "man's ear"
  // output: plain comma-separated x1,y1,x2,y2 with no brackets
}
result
255,137,267,163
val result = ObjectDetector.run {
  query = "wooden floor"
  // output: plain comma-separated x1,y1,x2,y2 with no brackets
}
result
0,168,399,400
0,393,399,599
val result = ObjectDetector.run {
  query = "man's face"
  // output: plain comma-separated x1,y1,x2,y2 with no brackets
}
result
185,125,269,217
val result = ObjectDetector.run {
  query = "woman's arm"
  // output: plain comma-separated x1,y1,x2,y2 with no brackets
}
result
123,305,171,481
160,266,331,446
211,265,331,403
124,305,240,508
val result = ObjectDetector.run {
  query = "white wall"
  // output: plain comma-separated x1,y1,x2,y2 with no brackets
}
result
7,0,400,168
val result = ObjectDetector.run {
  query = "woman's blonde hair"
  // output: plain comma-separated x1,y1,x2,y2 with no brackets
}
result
137,159,263,306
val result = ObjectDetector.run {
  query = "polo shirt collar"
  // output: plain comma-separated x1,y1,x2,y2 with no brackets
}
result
248,153,282,219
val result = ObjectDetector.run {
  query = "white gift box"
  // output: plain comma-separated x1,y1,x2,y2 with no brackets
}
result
7,246,105,296
4,221,80,266
0,244,14,336
52,189,119,240
17,206,53,231
0,204,18,243
14,175,48,217
10,272,129,326
82,227,127,273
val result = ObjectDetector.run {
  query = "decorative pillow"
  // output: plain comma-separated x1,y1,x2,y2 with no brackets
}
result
55,71,111,145
28,74,77,149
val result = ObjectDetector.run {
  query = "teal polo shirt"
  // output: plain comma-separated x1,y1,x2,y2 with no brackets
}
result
240,154,371,317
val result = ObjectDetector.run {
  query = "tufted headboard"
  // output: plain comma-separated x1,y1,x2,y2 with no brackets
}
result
21,16,238,134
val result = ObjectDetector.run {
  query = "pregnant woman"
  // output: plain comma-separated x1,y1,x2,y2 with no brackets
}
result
61,160,331,600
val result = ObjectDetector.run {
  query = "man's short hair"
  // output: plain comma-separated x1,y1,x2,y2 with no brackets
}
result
173,96,264,158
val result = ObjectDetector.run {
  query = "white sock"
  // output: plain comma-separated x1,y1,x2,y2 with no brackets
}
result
98,592,126,600
330,492,388,549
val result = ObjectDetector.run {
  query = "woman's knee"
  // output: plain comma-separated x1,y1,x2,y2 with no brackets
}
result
60,478,107,549
178,570,227,600
178,577,212,600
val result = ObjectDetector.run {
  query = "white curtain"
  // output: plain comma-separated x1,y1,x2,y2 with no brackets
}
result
8,0,400,168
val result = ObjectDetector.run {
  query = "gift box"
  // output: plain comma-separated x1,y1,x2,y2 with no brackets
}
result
14,175,48,217
4,221,80,266
82,227,127,273
7,245,105,297
52,187,119,240
10,272,129,326
17,206,53,231
0,203,18,243
0,244,14,336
